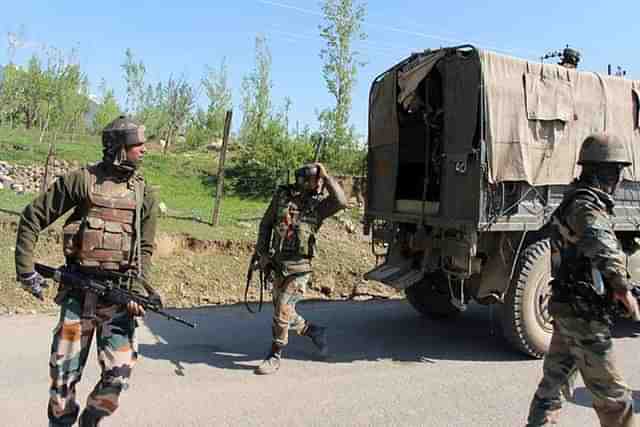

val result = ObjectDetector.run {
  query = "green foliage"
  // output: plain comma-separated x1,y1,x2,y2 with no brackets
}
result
229,112,315,197
202,59,233,140
0,49,91,139
318,0,367,153
92,80,121,133
121,49,195,152
240,35,273,145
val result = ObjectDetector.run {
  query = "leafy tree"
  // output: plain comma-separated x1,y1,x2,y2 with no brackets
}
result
93,79,121,133
202,59,233,141
239,35,272,146
161,75,195,153
121,48,147,115
318,0,366,152
120,49,195,152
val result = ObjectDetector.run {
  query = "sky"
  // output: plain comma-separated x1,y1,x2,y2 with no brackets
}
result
1,0,638,137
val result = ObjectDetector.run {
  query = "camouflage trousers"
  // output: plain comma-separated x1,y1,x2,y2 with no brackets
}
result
272,273,312,346
48,296,137,426
526,316,634,427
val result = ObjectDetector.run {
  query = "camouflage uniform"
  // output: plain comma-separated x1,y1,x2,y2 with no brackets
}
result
526,184,635,427
255,170,347,372
15,117,158,426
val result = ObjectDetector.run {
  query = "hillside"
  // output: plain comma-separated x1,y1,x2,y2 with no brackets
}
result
0,129,397,313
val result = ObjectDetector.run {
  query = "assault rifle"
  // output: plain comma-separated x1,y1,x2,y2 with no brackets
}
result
34,263,197,328
244,253,274,314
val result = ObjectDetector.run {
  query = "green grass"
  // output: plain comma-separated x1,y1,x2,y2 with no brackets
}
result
0,127,267,240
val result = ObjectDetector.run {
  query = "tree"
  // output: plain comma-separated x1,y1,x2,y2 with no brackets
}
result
161,75,195,153
202,59,233,141
121,48,147,115
240,35,272,145
318,0,366,149
93,79,121,133
120,49,195,153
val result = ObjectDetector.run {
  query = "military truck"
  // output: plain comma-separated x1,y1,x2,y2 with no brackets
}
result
363,45,640,358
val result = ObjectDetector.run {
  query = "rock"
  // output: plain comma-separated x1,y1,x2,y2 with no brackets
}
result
345,222,357,234
320,284,333,297
352,295,373,301
158,202,168,216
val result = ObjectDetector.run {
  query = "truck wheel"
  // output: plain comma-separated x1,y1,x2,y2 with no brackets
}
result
405,272,462,319
500,239,553,358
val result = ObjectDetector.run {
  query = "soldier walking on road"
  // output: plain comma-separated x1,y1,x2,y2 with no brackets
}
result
15,116,160,427
254,162,347,375
526,134,638,427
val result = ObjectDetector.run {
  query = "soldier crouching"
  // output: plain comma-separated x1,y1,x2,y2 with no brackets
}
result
254,162,348,375
526,134,638,427
15,116,160,427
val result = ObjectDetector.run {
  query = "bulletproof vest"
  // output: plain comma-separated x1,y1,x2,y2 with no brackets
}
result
62,164,143,272
550,187,610,286
270,186,322,259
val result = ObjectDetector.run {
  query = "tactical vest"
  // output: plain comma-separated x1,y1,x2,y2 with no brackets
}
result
270,186,321,260
62,164,143,273
550,187,611,285
549,187,615,320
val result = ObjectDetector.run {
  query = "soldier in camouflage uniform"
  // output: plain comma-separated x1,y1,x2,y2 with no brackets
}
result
15,116,160,427
526,134,639,427
254,162,347,375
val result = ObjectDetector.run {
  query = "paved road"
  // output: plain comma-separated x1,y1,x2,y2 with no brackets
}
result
3,299,640,427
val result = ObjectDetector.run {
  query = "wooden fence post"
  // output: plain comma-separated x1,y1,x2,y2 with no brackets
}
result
211,110,233,226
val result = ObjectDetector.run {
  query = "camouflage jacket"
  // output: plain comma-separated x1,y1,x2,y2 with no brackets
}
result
550,182,630,296
15,162,158,295
256,175,348,275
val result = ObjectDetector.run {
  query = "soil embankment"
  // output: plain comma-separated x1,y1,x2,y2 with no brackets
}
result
0,214,400,315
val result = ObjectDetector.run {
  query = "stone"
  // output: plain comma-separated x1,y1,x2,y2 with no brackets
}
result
158,202,168,216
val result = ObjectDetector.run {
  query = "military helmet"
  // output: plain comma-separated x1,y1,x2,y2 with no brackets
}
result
102,115,146,150
578,133,631,166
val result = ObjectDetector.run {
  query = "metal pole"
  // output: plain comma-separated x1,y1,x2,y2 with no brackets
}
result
211,110,233,226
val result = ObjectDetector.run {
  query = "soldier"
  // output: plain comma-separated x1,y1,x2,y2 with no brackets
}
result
254,162,348,375
526,134,638,427
15,116,160,427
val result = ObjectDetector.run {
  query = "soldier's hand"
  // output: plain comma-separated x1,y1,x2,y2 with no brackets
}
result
18,272,49,301
613,289,640,321
314,163,328,179
127,301,146,317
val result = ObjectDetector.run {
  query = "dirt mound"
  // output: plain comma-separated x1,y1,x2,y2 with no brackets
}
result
0,215,401,315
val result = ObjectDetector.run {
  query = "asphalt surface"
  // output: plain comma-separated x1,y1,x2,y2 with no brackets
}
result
3,299,640,427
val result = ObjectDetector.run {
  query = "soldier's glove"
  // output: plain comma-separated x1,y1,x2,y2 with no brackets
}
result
18,272,49,301
148,291,163,308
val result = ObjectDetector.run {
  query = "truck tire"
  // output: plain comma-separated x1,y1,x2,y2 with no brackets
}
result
500,239,553,358
405,273,462,319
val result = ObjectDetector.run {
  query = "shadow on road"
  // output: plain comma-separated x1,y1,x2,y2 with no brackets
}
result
138,299,530,375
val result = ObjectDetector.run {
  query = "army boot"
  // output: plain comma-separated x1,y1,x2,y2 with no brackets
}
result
78,408,103,427
255,343,283,375
304,323,328,358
